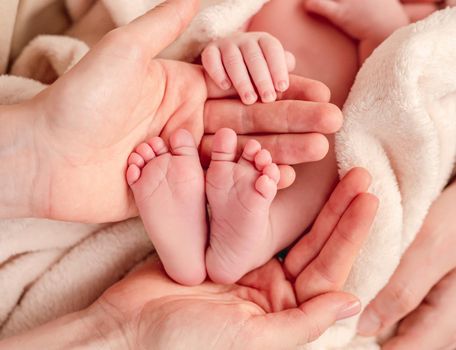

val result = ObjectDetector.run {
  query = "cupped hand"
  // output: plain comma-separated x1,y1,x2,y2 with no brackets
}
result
91,168,378,349
357,181,456,350
26,0,342,223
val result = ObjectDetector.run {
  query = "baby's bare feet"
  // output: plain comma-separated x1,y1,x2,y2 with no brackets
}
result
206,129,280,284
127,129,207,286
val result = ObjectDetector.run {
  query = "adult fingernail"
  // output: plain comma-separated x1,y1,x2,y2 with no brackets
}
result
336,300,361,321
357,308,381,336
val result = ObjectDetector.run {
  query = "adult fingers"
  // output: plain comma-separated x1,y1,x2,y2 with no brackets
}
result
204,99,343,135
245,292,361,349
358,183,456,336
206,74,331,102
200,133,330,167
285,168,372,278
382,270,456,350
293,193,379,303
102,0,198,58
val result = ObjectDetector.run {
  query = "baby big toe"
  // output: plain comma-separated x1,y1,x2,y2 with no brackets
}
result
255,174,278,200
212,128,238,162
169,129,199,157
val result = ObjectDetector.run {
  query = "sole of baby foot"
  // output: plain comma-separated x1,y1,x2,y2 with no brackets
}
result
205,128,280,285
126,129,207,286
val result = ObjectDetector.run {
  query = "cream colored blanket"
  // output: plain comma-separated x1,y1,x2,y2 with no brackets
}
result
1,1,456,349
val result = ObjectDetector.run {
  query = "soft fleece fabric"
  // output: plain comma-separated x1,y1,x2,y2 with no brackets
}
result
0,1,455,349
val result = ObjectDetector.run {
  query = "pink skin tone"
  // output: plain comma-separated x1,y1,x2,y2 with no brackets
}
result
202,32,296,104
127,128,280,285
246,0,444,262
251,0,453,346
125,0,442,286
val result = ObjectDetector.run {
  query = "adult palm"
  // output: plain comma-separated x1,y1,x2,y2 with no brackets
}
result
95,169,378,349
27,0,340,223
31,1,204,222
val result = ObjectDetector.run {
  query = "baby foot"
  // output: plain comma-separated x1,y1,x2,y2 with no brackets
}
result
127,129,207,286
205,128,280,284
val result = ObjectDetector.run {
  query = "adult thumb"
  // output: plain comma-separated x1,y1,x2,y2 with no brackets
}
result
114,0,199,58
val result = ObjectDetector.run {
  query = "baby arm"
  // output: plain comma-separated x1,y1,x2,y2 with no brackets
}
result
201,32,295,105
304,0,410,63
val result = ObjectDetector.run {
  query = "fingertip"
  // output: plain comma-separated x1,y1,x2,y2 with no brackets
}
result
341,167,372,192
308,134,330,161
277,165,296,189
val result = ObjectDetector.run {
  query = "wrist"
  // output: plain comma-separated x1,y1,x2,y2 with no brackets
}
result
0,102,39,218
0,306,124,350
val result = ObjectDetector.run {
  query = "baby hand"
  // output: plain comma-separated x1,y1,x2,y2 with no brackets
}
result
304,0,409,42
202,32,295,105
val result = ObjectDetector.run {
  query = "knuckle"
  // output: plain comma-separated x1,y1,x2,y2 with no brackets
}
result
388,283,421,314
313,258,339,286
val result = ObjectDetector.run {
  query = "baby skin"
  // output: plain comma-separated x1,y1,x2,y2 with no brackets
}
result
127,128,280,285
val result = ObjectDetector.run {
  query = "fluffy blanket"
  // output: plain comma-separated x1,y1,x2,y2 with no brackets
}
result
311,8,456,350
1,1,455,349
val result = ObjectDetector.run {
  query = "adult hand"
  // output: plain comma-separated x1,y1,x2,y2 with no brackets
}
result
357,181,456,350
0,168,377,350
91,168,377,349
19,0,341,223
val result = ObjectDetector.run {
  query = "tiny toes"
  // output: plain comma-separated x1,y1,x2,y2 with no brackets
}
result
136,143,155,162
241,139,262,162
128,152,145,168
149,137,169,156
263,163,280,185
255,174,278,200
170,129,198,156
254,149,272,171
126,164,141,186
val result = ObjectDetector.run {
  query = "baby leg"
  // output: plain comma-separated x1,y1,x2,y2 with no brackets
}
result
127,129,207,286
206,129,280,284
